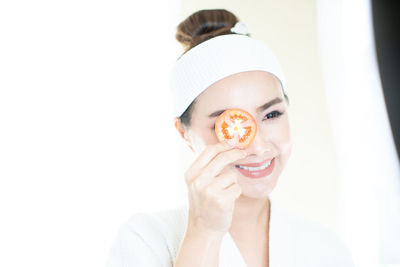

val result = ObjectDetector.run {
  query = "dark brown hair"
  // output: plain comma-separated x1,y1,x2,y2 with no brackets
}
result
175,9,289,128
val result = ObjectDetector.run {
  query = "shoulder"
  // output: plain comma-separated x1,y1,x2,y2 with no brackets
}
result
125,204,188,254
276,208,355,267
106,204,188,267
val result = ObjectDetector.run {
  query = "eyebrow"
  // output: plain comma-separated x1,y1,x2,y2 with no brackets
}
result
208,97,283,118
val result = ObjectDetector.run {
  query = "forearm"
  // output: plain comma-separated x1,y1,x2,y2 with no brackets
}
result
174,225,225,267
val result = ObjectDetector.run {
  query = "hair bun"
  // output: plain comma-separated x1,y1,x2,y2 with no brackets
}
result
175,9,240,54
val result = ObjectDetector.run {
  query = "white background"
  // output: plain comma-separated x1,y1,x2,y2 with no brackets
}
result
0,1,185,266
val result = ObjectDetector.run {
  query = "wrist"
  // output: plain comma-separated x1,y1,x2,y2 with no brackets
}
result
186,222,226,241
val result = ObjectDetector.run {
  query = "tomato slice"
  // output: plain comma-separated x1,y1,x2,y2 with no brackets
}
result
214,108,257,149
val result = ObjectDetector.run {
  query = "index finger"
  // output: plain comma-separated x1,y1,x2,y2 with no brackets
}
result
184,142,240,184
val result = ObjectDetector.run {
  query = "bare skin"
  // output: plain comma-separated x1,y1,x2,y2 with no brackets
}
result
174,71,292,267
229,196,270,267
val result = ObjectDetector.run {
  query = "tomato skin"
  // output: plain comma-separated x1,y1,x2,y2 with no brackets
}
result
214,108,257,149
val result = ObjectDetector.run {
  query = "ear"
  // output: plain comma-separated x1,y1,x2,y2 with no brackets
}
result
174,117,194,152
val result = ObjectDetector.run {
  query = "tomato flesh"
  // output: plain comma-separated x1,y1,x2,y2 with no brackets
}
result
214,108,257,149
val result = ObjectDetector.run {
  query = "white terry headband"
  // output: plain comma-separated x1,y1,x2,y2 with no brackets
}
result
169,28,287,118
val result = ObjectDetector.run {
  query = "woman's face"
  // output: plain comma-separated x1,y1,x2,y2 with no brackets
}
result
178,70,292,199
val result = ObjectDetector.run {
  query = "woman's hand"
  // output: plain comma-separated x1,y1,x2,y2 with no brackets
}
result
184,142,247,236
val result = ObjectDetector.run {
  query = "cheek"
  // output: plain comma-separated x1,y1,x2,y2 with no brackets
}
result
190,124,219,152
276,117,292,157
201,126,219,144
260,117,291,151
278,117,291,143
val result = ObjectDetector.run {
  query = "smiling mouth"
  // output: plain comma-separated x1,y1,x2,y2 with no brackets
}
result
235,157,274,171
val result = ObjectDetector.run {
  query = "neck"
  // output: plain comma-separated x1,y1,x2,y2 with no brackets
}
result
230,195,270,232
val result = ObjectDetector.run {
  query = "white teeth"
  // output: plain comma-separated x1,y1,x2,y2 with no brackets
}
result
237,159,272,171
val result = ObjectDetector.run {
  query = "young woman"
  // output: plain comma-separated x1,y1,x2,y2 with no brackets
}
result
106,9,354,267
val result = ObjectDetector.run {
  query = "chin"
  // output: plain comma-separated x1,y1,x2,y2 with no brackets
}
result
238,179,278,199
238,152,290,199
235,158,281,199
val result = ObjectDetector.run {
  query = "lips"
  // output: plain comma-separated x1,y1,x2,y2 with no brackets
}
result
235,157,276,179
236,157,274,167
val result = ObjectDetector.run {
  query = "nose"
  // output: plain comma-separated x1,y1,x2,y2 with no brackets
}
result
243,128,271,157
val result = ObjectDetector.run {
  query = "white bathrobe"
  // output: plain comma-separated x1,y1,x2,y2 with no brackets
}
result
106,198,354,267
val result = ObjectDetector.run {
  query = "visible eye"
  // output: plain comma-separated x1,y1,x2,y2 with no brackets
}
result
263,110,284,120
